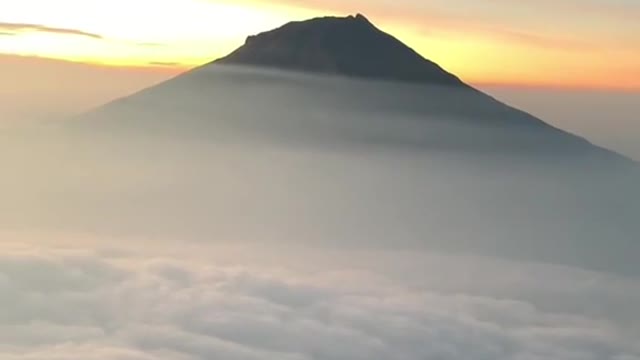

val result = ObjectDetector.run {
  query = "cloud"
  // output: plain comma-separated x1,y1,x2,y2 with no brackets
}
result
0,22,103,39
0,242,638,360
148,61,183,67
136,42,168,48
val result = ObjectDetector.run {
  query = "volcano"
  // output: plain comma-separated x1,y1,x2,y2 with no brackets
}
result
60,14,639,275
215,14,465,87
77,14,633,167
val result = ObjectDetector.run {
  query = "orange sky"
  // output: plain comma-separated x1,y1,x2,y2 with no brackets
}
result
0,0,639,90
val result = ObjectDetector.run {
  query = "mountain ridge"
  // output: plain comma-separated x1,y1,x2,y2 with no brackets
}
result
214,14,466,87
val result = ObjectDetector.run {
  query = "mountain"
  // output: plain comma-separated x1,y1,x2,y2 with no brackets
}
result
75,14,633,167
36,14,640,276
214,14,465,87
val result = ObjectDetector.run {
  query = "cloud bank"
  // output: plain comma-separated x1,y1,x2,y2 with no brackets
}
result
0,240,638,360
0,22,103,39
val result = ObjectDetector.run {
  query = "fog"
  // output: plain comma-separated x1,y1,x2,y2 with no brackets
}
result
483,87,640,161
1,66,639,359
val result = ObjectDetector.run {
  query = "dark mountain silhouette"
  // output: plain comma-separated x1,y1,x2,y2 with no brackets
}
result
215,14,465,87
50,14,640,276
74,14,634,169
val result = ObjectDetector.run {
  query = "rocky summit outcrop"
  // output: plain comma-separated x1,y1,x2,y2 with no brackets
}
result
215,14,465,87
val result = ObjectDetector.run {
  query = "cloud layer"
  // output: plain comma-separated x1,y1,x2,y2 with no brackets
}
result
0,22,103,39
0,241,638,360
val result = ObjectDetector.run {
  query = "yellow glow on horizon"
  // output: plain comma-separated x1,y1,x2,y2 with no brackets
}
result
0,0,314,66
385,24,640,91
0,0,638,90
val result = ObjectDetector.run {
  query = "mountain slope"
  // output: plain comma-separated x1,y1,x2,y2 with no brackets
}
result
76,14,633,167
39,14,640,276
215,14,465,87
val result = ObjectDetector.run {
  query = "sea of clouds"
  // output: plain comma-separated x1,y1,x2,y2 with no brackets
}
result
1,233,639,360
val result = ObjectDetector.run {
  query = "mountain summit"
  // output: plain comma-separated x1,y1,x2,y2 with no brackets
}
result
215,14,465,87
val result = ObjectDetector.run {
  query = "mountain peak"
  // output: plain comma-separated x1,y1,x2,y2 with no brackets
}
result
351,13,371,23
214,15,465,87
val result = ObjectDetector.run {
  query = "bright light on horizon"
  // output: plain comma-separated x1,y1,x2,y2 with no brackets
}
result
0,0,312,67
0,0,639,90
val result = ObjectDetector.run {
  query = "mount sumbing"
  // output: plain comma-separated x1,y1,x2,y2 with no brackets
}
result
50,14,640,276
76,14,634,168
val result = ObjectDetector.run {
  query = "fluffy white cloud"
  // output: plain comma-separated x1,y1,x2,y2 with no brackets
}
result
0,242,638,360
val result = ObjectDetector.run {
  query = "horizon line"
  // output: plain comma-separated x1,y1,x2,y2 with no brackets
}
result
5,52,639,93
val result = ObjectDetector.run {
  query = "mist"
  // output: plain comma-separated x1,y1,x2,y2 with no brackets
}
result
1,66,639,359
483,86,640,161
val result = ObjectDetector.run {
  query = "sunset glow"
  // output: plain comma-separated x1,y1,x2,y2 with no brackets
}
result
1,0,639,89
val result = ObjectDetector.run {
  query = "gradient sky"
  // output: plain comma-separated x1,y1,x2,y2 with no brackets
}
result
1,0,639,89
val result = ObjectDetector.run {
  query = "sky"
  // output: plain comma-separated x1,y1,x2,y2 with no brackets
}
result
1,0,639,90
